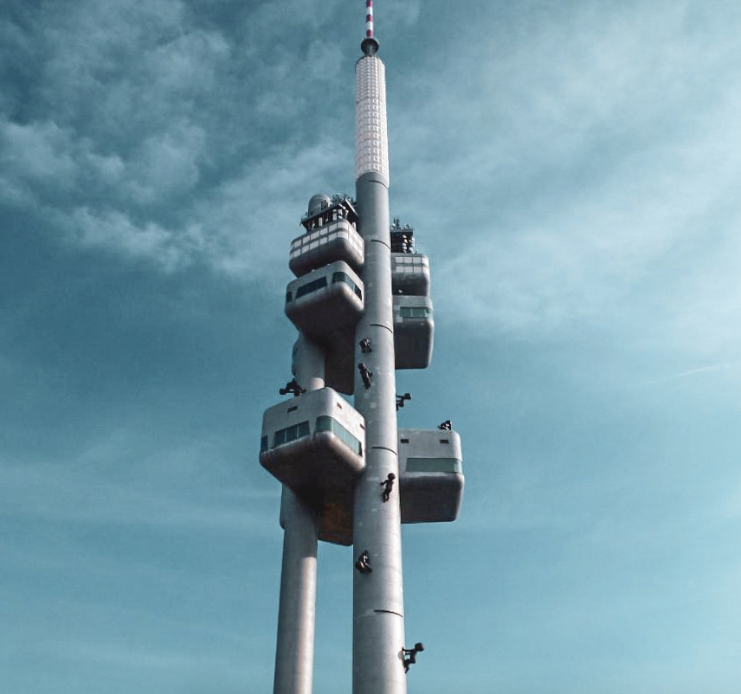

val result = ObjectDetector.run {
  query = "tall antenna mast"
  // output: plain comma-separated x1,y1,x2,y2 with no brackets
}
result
361,0,379,55
258,3,465,693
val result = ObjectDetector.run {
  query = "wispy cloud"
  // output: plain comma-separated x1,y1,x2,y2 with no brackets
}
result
636,363,734,388
0,431,276,535
0,0,356,281
386,1,741,364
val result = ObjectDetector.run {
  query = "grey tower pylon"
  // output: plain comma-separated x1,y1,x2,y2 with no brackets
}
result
258,4,465,694
351,30,406,694
272,336,324,694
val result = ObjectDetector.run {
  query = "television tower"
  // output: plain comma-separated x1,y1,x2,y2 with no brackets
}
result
259,3,464,694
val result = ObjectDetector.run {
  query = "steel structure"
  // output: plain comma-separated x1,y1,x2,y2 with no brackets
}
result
259,3,464,693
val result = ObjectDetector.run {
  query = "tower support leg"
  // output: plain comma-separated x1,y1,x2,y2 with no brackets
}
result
273,336,325,694
273,489,318,694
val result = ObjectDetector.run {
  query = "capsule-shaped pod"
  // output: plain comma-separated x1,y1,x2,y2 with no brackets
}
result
289,218,364,278
391,253,430,297
398,428,464,524
393,295,434,369
260,388,366,543
285,261,364,343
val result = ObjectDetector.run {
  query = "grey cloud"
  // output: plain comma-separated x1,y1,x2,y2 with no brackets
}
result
383,0,741,362
1,0,361,281
69,208,196,271
1,120,77,182
125,123,206,204
385,0,421,28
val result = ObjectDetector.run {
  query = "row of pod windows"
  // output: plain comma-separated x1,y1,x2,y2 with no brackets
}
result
265,421,310,451
399,306,432,319
405,457,462,474
286,272,363,303
315,415,362,455
260,416,362,456
291,229,360,256
394,255,427,266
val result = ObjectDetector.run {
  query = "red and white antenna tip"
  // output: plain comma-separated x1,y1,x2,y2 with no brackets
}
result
361,0,379,55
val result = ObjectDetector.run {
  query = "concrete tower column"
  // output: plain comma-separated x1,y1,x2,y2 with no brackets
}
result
273,336,325,694
352,46,408,694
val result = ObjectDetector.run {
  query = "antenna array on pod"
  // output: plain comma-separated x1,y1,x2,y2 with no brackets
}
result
258,4,465,693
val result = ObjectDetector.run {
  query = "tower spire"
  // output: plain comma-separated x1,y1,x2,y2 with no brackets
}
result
361,0,379,56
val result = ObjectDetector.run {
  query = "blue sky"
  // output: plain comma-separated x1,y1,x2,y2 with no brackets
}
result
2,0,740,692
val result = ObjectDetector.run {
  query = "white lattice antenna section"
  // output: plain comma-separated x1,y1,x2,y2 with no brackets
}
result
355,56,389,182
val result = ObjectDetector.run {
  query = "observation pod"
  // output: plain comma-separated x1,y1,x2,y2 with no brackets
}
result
391,253,430,297
260,387,366,545
393,295,434,369
285,260,364,395
398,428,464,524
285,260,364,335
290,198,363,278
